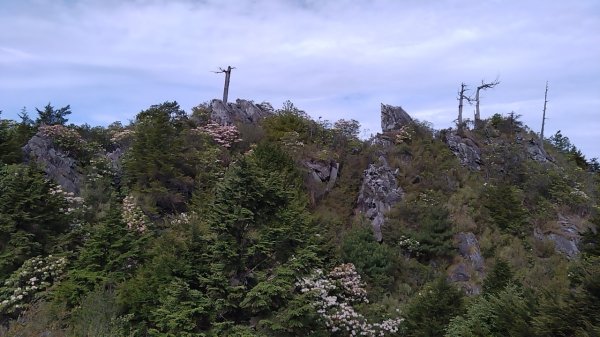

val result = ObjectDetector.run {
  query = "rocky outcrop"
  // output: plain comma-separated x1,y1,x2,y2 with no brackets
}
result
443,131,483,171
106,147,124,172
210,99,273,125
306,160,339,191
356,156,403,242
534,214,583,259
381,104,413,132
448,232,485,295
526,139,552,163
304,159,340,200
23,134,82,194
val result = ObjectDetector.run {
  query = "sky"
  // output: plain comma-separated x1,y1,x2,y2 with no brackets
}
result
1,0,599,158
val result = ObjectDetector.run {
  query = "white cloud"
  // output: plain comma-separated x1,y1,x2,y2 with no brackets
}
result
0,0,599,158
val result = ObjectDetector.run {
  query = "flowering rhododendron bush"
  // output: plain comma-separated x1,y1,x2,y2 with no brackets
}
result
0,255,67,315
122,195,148,232
193,122,242,148
299,263,403,336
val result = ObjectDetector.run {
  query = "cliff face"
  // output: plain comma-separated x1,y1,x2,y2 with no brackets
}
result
356,104,410,242
22,133,82,194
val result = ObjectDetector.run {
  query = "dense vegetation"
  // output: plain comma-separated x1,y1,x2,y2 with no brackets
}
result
0,102,599,336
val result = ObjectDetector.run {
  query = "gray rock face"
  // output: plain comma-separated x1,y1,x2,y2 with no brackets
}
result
526,139,552,163
449,263,471,282
23,134,82,194
381,104,413,132
449,232,485,295
444,132,483,171
534,214,581,259
457,232,485,273
304,160,340,199
106,147,124,177
356,156,403,242
210,99,273,125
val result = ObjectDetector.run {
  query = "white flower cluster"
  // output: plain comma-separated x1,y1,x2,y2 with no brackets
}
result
122,195,147,233
48,184,85,216
110,129,135,144
298,263,403,336
570,187,589,200
281,131,305,150
0,255,67,314
394,125,413,144
193,122,242,148
398,235,420,255
169,212,191,226
87,156,114,183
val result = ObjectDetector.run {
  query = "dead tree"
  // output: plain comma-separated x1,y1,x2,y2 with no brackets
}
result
457,83,470,133
540,81,549,149
474,78,500,123
213,66,235,104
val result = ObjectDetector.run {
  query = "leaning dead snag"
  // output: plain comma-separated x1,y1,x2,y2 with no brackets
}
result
474,78,500,123
540,81,549,149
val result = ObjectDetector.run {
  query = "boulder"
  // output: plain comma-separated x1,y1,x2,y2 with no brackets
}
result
356,156,403,241
444,131,483,171
304,159,340,194
381,104,413,132
22,134,82,194
534,214,582,259
210,99,273,125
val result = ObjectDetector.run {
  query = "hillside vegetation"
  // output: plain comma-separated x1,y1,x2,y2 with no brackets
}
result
0,100,599,336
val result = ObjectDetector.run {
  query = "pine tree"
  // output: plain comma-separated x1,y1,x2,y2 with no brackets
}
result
35,103,72,126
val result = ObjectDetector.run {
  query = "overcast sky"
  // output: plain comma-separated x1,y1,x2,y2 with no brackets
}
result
1,0,599,158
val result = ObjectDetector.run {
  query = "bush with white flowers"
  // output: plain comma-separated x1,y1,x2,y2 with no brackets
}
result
122,195,148,233
193,122,242,148
0,255,68,315
298,263,403,336
48,183,87,228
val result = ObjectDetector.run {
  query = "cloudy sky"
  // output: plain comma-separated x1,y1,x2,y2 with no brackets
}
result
1,0,599,158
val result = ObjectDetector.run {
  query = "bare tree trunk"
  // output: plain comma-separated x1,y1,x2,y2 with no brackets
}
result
458,83,467,133
474,87,481,121
474,78,500,126
540,81,549,149
213,66,235,104
223,66,232,103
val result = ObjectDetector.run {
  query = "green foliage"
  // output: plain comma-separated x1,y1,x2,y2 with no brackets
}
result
581,215,600,257
483,184,528,235
262,108,311,142
388,196,455,261
532,256,600,336
446,285,533,337
123,101,193,214
0,164,71,279
482,259,514,295
341,226,397,292
36,102,72,126
54,201,148,306
148,278,211,336
68,287,123,337
0,119,23,164
549,130,589,169
402,277,465,337
202,143,321,330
